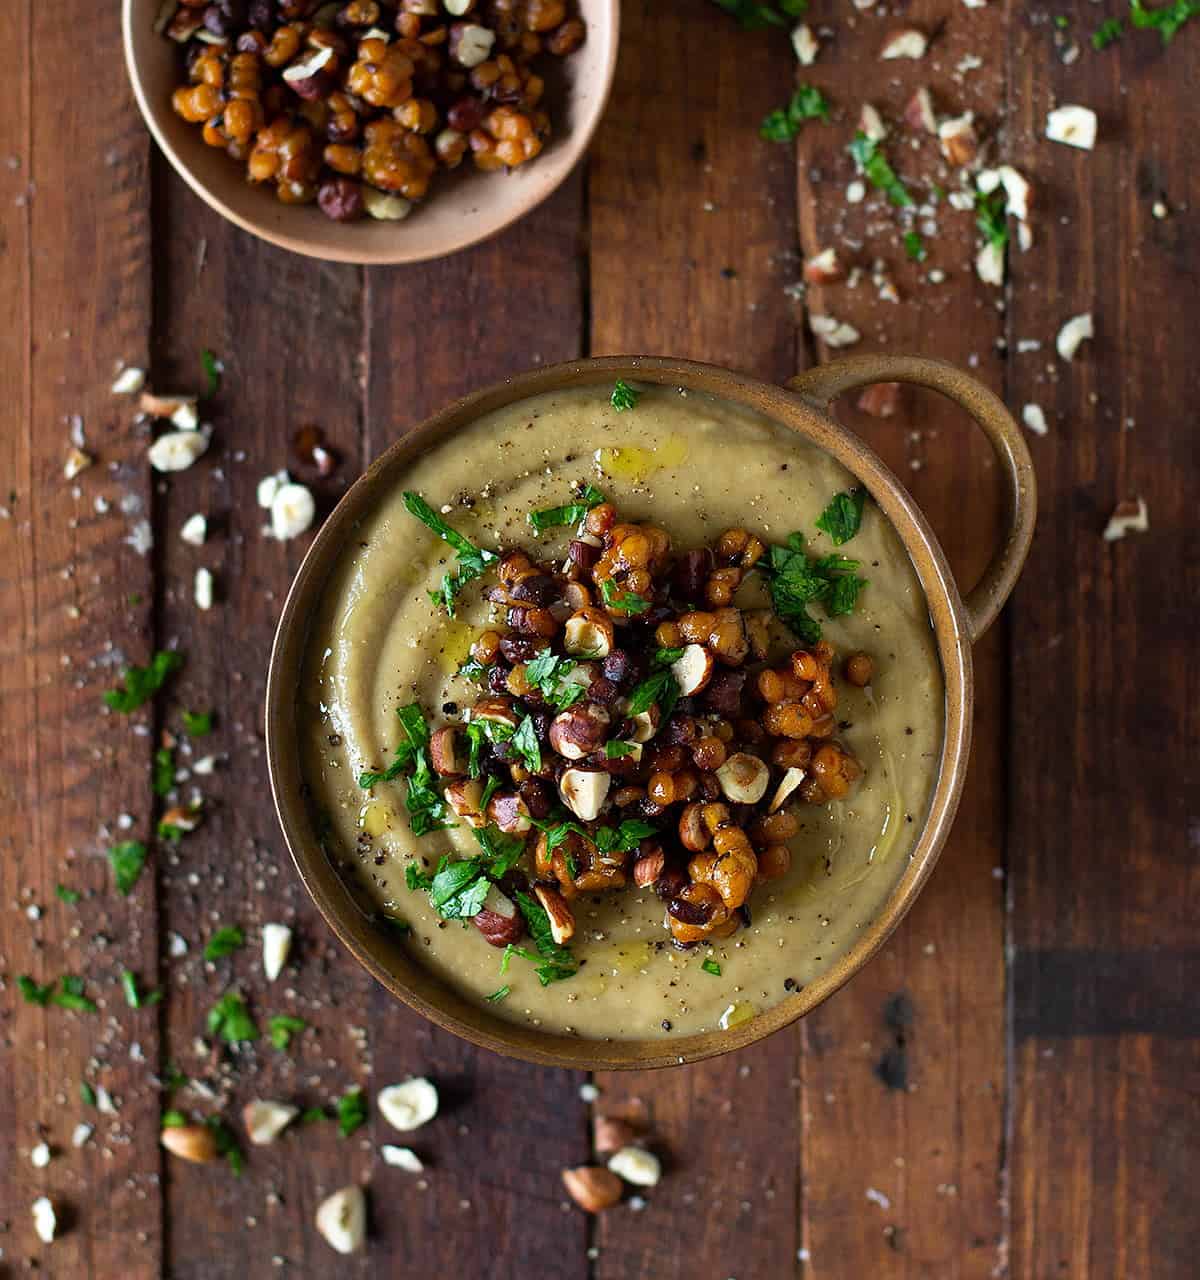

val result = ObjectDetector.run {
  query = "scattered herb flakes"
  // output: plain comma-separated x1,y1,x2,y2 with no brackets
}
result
628,668,681,720
605,740,637,759
1092,16,1125,45
203,925,245,962
200,348,221,397
18,975,54,1006
360,702,430,788
80,1081,97,1107
157,821,187,843
849,133,913,208
405,862,434,892
206,1115,245,1175
473,825,527,879
108,840,148,896
711,0,806,28
485,985,511,1003
653,646,685,666
336,1086,368,1138
300,1106,328,1125
760,84,830,142
1130,0,1200,42
56,884,81,905
161,1109,188,1129
456,657,488,685
152,747,175,797
514,890,578,985
206,991,258,1044
701,957,723,977
523,650,586,710
762,534,869,644
815,489,867,546
610,379,640,412
975,187,1009,250
268,1013,307,1050
121,970,162,1009
428,857,492,920
103,650,183,713
903,231,927,263
510,714,543,773
52,976,98,1013
402,491,498,616
599,577,651,614
182,708,213,736
528,484,606,533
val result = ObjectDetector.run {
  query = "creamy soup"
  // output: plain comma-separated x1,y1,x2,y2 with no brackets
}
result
299,385,944,1039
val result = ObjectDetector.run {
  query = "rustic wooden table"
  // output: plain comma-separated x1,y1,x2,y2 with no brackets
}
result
3,2,1196,1276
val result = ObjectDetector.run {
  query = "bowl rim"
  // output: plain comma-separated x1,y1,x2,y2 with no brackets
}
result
120,0,621,265
265,355,974,1069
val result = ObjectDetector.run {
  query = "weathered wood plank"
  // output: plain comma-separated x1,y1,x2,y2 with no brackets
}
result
362,176,591,1277
1005,10,1200,1277
0,3,162,1273
588,5,802,1277
150,174,373,1276
793,1,1009,1273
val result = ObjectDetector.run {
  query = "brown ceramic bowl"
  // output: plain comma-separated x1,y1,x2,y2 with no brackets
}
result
266,355,1035,1069
122,0,618,264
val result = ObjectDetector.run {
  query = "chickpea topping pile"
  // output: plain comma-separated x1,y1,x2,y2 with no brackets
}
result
393,494,871,957
161,0,585,222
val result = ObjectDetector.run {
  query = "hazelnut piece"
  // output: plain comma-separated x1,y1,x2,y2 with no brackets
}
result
559,768,611,822
429,725,466,777
561,1165,623,1213
533,884,576,944
670,644,715,697
548,704,611,761
715,753,770,805
564,607,615,658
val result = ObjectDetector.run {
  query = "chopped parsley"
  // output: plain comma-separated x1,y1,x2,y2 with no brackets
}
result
1129,0,1200,42
359,704,455,836
849,133,913,208
605,740,637,759
268,1013,307,1050
429,858,493,919
903,231,927,263
1092,16,1125,46
359,703,430,788
152,747,175,797
402,491,498,616
654,646,685,666
157,820,188,843
206,991,258,1044
336,1086,368,1138
103,650,183,713
485,985,511,1003
121,970,162,1009
534,815,655,858
405,862,434,892
300,1106,328,1125
710,0,806,28
80,1081,97,1107
201,347,221,397
600,577,651,614
761,534,869,643
523,650,586,710
17,975,53,1006
815,489,867,546
161,1109,188,1128
514,890,578,984
51,976,97,1013
206,1115,244,1175
627,668,681,720
611,379,640,412
56,884,81,905
203,925,245,962
975,187,1009,251
510,714,543,773
528,484,606,533
182,708,213,736
479,773,503,811
456,657,489,684
473,825,527,878
760,84,830,142
108,840,148,895
701,957,723,977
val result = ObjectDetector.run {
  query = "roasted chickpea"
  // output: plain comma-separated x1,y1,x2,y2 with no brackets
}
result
757,668,805,705
655,621,682,648
678,611,715,644
845,652,875,687
763,702,814,740
666,882,729,945
751,810,799,844
811,743,862,799
472,630,502,664
757,844,791,881
691,735,727,772
771,739,813,771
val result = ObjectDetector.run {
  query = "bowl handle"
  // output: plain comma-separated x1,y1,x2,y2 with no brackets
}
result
786,355,1036,643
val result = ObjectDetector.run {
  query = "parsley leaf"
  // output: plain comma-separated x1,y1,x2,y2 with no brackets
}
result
182,708,213,736
1092,16,1125,46
611,380,640,412
103,650,183,713
523,650,586,710
152,746,175,797
710,0,806,29
108,840,148,896
975,187,1009,251
593,819,658,855
510,715,542,773
359,705,456,836
206,1115,244,1175
849,133,913,208
201,348,221,397
761,84,830,142
701,957,723,976
903,231,927,262
762,534,868,642
52,976,98,1013
161,1109,188,1128
528,484,606,534
56,884,81,905
402,491,498,616
18,975,53,1006
514,890,578,985
605,740,637,759
207,991,258,1044
405,862,434,892
80,1081,97,1107
600,577,651,614
474,825,527,879
628,668,681,720
1129,0,1200,42
336,1086,368,1138
815,489,867,546
268,1013,307,1050
203,925,245,962
456,657,489,684
121,970,162,1009
359,703,430,788
486,985,511,1003
654,646,685,666
429,858,492,919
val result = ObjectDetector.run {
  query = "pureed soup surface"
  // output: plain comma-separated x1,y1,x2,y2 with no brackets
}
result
299,384,944,1039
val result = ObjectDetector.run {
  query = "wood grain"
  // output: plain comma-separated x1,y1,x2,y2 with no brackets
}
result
1005,8,1200,1277
362,177,591,1278
793,1,1009,1273
588,6,803,1278
0,3,162,1274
